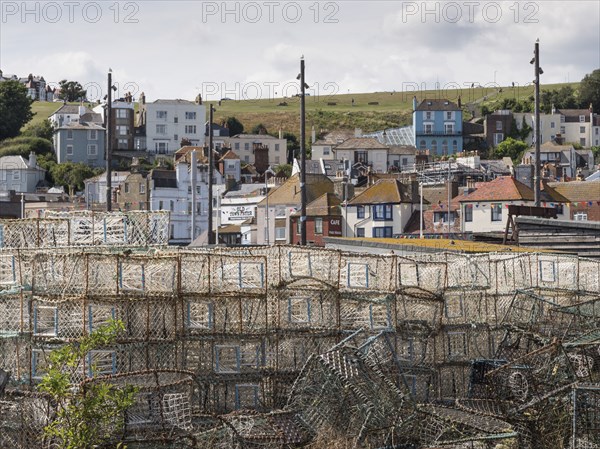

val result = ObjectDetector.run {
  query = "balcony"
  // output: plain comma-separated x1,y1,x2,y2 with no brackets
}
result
416,130,463,137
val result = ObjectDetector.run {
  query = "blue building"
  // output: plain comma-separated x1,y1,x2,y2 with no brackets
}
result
53,112,106,168
412,98,463,156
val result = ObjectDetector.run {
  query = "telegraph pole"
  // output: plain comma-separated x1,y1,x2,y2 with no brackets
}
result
207,104,215,244
533,40,542,206
299,57,307,245
106,69,113,211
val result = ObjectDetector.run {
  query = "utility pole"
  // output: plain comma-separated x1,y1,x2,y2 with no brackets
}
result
533,39,542,206
106,69,113,211
299,57,307,245
191,149,197,242
207,104,215,244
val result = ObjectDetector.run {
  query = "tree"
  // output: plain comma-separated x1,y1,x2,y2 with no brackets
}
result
578,68,600,112
58,79,87,102
0,136,54,158
493,137,529,163
274,163,292,178
51,162,99,195
22,119,54,140
180,137,192,147
251,123,268,135
0,80,34,140
222,116,244,136
283,132,299,163
541,85,578,113
39,320,137,449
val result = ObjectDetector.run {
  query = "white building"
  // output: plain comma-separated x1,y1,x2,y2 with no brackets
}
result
138,97,206,155
84,171,129,206
459,176,568,234
514,107,597,148
332,138,389,173
345,179,421,238
148,159,214,244
225,134,287,165
0,153,46,193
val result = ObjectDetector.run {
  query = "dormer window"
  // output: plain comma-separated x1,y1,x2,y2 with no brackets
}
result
579,115,585,122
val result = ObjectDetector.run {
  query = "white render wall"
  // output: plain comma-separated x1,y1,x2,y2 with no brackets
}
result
145,101,206,154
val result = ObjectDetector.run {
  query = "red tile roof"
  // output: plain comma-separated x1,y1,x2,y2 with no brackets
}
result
459,176,534,202
348,179,421,205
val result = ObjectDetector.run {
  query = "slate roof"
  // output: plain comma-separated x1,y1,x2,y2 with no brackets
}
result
257,173,333,206
333,137,388,150
388,145,417,155
556,108,592,122
290,193,342,217
0,155,43,170
230,134,277,139
152,99,195,105
52,105,93,115
459,176,534,202
546,180,600,202
313,130,355,146
416,99,460,111
348,179,421,205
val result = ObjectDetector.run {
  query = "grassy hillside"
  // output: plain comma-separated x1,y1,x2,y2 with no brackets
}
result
28,82,579,136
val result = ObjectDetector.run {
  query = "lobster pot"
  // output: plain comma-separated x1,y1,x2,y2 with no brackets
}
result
274,333,340,372
30,296,84,340
279,246,340,286
441,289,496,327
446,253,491,290
339,253,395,293
274,279,339,332
339,292,395,334
396,290,443,333
180,253,210,295
436,325,494,365
194,374,271,414
437,363,471,402
122,297,178,341
0,394,51,449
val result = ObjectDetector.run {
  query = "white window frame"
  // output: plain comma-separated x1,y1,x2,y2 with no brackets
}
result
66,129,73,140
185,125,197,134
156,124,167,135
275,227,286,241
88,129,98,140
87,144,98,156
156,110,167,119
185,111,196,120
66,145,74,156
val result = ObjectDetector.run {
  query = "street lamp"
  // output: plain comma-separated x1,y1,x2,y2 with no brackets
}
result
264,166,276,245
105,68,117,212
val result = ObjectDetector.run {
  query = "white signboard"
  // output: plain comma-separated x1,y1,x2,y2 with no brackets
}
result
221,205,255,223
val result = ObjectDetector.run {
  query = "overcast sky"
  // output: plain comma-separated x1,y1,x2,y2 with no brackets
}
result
1,1,599,102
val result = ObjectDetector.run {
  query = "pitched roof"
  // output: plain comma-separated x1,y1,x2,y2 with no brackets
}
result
0,155,35,170
388,145,417,155
333,137,388,150
51,105,93,115
230,134,277,139
313,129,355,146
291,193,342,217
416,99,460,111
546,180,600,202
152,99,196,105
348,179,421,205
258,173,333,206
537,141,575,152
459,176,534,202
219,150,239,161
174,146,209,164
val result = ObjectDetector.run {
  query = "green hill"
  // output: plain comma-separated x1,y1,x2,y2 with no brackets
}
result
29,82,580,136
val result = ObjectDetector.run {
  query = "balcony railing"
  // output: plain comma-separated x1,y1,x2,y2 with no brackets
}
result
416,130,463,137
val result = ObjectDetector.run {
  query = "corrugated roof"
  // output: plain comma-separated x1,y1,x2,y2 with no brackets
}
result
348,179,420,205
546,180,600,202
460,176,535,202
